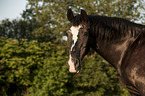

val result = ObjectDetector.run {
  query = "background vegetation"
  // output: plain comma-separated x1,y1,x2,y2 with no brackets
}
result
0,0,145,95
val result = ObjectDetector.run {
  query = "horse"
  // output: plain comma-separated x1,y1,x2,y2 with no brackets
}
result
66,9,145,96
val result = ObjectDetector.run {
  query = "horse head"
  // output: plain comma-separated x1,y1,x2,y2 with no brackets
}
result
67,9,90,73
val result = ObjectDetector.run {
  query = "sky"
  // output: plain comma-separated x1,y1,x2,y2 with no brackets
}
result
0,0,27,21
0,0,144,23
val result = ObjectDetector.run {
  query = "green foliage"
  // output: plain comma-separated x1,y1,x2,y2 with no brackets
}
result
0,19,39,40
0,37,44,95
0,37,70,96
29,46,69,96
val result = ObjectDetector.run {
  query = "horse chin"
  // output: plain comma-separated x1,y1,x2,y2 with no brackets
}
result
69,69,76,73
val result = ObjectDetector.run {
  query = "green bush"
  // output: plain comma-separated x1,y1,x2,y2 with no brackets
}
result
0,37,129,96
0,37,56,95
28,44,69,96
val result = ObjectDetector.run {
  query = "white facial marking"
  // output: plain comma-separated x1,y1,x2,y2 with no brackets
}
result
68,25,81,72
68,55,76,72
70,25,81,51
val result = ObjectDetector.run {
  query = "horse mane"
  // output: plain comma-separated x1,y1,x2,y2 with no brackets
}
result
88,15,145,40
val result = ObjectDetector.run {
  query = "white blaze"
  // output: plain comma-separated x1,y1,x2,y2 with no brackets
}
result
68,55,76,72
68,25,81,72
70,26,81,51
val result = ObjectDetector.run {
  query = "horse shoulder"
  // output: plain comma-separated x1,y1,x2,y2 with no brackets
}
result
120,32,145,95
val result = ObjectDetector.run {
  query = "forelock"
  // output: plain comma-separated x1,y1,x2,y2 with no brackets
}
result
72,15,82,26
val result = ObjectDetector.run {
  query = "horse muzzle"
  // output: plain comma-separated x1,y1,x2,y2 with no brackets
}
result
69,68,80,73
68,58,81,73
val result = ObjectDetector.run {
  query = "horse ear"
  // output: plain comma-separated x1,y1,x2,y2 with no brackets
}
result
67,9,74,22
81,10,88,23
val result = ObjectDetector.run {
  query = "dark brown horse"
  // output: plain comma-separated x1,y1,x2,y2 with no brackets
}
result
67,9,145,96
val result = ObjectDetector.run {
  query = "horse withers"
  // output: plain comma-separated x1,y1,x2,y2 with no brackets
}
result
67,9,145,96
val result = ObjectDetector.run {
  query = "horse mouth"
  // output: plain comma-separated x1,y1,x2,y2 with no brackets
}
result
69,69,80,73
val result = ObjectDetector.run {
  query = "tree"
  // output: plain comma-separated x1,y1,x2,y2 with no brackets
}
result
0,18,39,40
27,0,144,41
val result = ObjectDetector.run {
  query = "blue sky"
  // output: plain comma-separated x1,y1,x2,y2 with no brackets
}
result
0,0,27,21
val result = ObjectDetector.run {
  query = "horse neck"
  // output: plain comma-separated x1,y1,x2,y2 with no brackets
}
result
89,23,142,74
